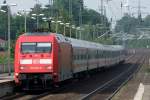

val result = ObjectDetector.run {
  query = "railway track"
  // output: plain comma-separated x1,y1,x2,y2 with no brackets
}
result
81,55,145,100
106,56,147,100
0,54,143,100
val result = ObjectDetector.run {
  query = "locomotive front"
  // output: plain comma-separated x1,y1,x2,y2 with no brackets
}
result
14,33,59,90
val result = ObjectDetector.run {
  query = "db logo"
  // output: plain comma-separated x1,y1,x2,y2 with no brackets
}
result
33,59,40,64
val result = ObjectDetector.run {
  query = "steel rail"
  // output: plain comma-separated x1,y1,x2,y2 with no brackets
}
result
106,56,146,100
80,55,142,100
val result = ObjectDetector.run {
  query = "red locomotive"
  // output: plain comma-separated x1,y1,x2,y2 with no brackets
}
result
14,33,125,89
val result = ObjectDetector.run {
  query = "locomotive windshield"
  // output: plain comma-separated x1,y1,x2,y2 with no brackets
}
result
21,42,52,53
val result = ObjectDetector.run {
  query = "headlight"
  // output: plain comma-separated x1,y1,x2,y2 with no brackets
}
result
47,66,52,70
15,73,19,76
20,66,25,70
40,59,52,64
20,59,32,64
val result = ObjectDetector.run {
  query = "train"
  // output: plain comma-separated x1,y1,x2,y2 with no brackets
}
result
14,33,125,90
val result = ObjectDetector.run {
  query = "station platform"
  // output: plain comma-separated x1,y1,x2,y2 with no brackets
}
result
133,83,150,100
0,73,14,97
142,85,150,100
0,73,14,83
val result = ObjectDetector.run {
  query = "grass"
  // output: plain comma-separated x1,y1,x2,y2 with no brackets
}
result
0,52,14,64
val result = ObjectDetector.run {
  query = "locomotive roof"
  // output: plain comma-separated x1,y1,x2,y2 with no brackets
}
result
24,32,51,36
55,34,124,51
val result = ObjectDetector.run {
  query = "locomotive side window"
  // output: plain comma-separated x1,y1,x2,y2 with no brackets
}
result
21,42,52,53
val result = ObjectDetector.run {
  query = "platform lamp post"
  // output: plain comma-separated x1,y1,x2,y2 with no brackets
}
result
0,3,17,76
65,23,70,36
16,12,22,36
69,25,72,38
55,20,61,33
42,17,53,32
51,20,55,32
79,27,84,40
71,25,76,38
59,22,65,35
76,27,80,39
68,24,75,38
32,13,44,29
59,23,71,36
18,9,31,33
65,23,70,37
78,27,82,39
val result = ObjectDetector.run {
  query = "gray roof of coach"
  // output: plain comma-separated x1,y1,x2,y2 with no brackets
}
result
69,38,124,51
54,33,124,51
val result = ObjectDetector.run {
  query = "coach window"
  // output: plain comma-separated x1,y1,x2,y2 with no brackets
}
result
88,53,91,59
108,51,110,58
100,50,102,58
76,55,78,60
96,51,98,58
57,37,60,40
81,54,83,60
111,51,113,58
114,51,116,57
102,51,104,58
93,51,95,59
75,55,77,60
84,54,85,60
99,50,101,58
106,51,108,58
81,55,83,60
82,55,84,60
83,54,85,59
97,51,99,58
73,55,76,60
98,51,100,58
83,54,85,60
78,54,80,60
104,51,106,58
113,51,115,57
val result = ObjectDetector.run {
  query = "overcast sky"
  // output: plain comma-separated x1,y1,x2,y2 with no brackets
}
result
1,0,150,22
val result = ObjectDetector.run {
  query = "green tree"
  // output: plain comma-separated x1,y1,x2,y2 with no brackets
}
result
0,0,110,41
115,15,139,33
